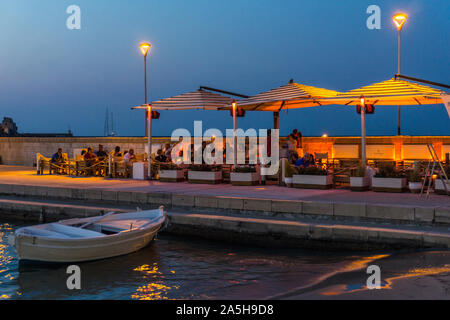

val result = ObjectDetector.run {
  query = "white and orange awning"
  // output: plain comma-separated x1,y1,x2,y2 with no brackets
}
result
222,82,340,111
323,78,445,106
132,89,235,111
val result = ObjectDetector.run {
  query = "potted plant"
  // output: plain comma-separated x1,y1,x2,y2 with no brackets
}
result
372,165,406,193
188,164,222,184
350,166,370,191
408,169,423,194
293,166,333,189
435,166,450,195
158,163,185,182
230,166,259,186
283,160,296,187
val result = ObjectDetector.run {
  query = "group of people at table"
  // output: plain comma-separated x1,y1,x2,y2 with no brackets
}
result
50,143,174,176
49,129,317,177
281,129,319,168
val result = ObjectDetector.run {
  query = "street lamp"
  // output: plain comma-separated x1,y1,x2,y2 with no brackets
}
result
392,13,407,135
140,42,151,136
139,42,152,180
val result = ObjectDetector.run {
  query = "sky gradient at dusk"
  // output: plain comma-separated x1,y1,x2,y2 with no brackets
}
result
0,0,448,137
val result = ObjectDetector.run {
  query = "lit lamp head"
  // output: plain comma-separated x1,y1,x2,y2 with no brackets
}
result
360,96,365,106
140,42,151,57
232,102,237,111
392,13,407,31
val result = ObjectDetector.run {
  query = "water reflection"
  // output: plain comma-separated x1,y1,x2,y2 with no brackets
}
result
0,223,20,299
132,263,180,300
321,265,450,296
1,221,450,300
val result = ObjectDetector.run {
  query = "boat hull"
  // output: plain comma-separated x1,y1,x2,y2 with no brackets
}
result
14,210,166,263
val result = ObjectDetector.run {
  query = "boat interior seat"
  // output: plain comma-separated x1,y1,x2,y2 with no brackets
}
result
20,227,73,239
44,223,105,238
96,218,150,232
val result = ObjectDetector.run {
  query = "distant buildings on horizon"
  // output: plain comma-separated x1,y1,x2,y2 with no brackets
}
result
0,117,73,138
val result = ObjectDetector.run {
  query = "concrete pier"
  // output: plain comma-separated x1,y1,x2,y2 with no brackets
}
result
0,165,449,250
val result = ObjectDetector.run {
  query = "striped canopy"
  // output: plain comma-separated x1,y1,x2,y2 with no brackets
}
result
226,82,340,111
325,78,445,106
132,89,235,110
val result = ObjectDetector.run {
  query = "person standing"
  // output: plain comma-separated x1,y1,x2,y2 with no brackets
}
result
288,129,297,153
295,129,303,158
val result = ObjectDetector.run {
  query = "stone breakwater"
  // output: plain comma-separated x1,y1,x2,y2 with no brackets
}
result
0,183,449,250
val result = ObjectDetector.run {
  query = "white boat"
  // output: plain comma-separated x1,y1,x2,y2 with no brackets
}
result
11,206,166,263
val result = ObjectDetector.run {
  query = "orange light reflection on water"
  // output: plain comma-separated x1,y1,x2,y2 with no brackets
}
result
0,223,17,299
131,263,179,300
321,265,450,296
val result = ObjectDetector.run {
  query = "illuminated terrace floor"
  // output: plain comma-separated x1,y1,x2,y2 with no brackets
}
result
0,165,448,208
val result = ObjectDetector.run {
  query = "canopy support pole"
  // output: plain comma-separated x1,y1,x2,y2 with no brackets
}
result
273,112,279,130
147,105,152,180
233,103,237,168
361,104,367,166
273,111,281,185
394,74,450,89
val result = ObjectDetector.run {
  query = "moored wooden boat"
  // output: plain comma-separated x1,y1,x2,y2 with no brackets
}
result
12,207,166,263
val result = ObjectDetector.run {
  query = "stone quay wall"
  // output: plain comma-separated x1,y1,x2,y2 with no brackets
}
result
0,135,449,166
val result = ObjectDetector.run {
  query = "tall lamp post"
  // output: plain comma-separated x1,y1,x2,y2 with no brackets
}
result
140,42,151,136
393,13,407,136
139,42,152,179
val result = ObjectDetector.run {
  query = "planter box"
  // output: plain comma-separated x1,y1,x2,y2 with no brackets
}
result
230,172,259,186
293,174,333,189
350,176,370,191
372,177,407,193
408,182,422,194
132,162,148,180
159,169,184,182
284,177,293,188
188,171,222,184
435,179,450,195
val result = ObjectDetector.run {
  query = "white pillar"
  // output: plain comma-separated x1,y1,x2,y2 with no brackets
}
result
361,104,366,166
232,103,237,167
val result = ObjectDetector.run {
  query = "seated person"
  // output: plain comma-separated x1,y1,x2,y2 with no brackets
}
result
164,143,172,158
96,144,108,160
155,149,168,162
295,153,311,168
113,146,123,157
308,153,316,166
84,147,97,164
51,148,64,164
51,148,65,174
124,149,136,164
83,147,97,175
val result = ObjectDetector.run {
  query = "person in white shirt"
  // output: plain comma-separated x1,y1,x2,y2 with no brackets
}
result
123,149,136,177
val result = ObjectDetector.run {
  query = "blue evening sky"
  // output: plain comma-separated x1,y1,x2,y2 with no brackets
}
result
0,0,448,137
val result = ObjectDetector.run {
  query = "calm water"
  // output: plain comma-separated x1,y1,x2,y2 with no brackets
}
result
0,221,449,300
